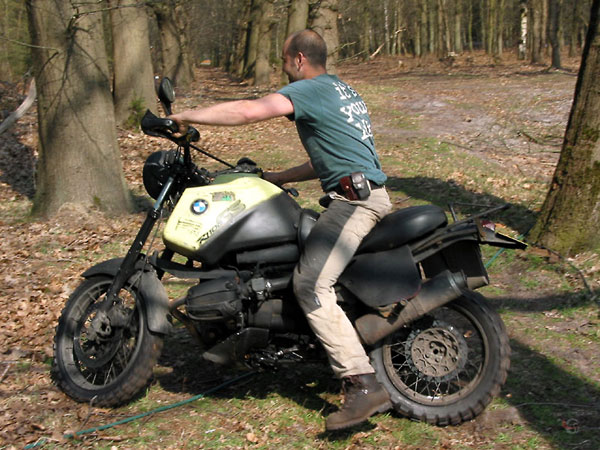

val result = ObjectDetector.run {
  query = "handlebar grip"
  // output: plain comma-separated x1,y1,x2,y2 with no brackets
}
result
163,118,179,133
141,110,179,137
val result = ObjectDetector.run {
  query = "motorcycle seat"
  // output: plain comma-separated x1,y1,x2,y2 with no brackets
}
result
357,205,447,254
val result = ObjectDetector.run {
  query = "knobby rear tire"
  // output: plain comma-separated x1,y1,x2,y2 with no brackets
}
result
52,275,163,406
370,290,510,425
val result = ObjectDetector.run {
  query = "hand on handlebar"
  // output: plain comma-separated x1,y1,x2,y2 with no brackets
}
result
167,114,189,138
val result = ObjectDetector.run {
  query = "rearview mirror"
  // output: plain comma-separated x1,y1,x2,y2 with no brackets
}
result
157,77,175,115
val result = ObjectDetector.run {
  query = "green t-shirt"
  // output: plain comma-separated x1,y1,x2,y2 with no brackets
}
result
277,74,386,192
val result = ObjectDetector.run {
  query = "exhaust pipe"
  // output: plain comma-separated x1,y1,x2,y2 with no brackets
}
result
355,270,466,346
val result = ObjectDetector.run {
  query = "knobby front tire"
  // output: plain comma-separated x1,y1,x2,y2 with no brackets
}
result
52,275,163,406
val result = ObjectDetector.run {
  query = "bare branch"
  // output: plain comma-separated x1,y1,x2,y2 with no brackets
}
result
0,34,61,53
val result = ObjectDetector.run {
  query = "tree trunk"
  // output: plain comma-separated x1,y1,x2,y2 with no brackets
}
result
233,0,252,78
487,0,497,55
110,0,157,126
435,0,444,57
361,2,371,60
519,0,528,59
467,0,474,51
151,0,194,87
254,0,275,85
281,0,309,83
384,0,391,54
541,0,549,55
243,0,262,80
310,0,339,73
529,0,600,255
568,0,580,56
286,0,309,35
497,0,505,56
548,0,562,68
428,0,436,53
441,0,451,55
529,0,544,63
26,0,132,217
454,1,463,54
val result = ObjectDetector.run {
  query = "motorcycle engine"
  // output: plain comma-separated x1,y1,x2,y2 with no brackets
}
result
185,276,243,321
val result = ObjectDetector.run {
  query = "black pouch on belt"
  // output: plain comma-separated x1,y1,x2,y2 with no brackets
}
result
350,172,371,200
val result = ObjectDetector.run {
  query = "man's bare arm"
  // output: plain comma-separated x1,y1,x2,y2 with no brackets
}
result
263,161,317,186
169,93,294,128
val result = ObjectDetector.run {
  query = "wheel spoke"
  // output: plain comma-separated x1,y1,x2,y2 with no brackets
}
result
381,301,497,406
65,281,144,388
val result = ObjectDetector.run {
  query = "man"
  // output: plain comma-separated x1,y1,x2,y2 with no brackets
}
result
170,29,392,431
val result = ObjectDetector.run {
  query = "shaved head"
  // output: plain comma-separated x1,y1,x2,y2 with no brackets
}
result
284,29,327,68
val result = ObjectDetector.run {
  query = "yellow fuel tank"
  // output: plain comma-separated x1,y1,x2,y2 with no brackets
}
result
163,174,296,262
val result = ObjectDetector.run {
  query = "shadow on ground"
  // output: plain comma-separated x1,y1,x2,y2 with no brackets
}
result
155,291,599,447
0,133,35,199
489,289,599,313
504,339,599,449
386,175,537,235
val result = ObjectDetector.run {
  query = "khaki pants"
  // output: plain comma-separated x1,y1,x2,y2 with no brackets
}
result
293,188,392,378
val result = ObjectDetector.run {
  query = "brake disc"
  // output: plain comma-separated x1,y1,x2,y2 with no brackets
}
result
405,320,468,382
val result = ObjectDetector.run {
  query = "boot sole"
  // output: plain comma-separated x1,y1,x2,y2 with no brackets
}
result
326,400,393,431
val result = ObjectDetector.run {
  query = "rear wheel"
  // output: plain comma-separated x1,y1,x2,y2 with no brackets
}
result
52,275,163,406
370,291,510,425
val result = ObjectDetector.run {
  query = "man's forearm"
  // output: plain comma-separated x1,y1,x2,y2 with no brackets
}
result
172,100,256,126
266,161,317,186
170,93,295,128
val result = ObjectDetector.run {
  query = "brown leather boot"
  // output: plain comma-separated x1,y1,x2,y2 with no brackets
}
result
325,373,392,431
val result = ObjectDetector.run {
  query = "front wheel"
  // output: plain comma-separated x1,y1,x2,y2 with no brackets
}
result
52,275,163,406
370,291,510,425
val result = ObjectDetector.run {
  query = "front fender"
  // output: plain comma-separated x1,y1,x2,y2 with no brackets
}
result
82,258,171,335
81,257,125,278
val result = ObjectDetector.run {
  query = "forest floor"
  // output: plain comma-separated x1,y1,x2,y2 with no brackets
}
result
0,51,599,449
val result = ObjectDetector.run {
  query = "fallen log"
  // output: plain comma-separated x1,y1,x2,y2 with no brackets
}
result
0,78,36,135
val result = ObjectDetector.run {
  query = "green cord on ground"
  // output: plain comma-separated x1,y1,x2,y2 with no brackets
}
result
485,234,527,269
25,371,256,449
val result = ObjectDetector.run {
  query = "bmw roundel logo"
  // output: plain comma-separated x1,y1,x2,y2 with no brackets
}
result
191,199,208,215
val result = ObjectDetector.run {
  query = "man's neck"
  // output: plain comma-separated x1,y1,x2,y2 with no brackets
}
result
303,66,327,80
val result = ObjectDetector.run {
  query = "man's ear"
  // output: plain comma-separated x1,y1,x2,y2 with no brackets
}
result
296,51,305,68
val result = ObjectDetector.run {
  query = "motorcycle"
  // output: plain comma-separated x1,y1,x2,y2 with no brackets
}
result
52,78,526,426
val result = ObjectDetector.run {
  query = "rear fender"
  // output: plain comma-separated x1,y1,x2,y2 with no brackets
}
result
81,258,171,335
421,240,489,290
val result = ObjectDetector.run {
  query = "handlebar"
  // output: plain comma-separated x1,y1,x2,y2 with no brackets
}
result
141,110,178,135
140,110,280,189
141,110,199,143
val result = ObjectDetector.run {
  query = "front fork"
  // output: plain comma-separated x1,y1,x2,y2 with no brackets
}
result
90,177,176,334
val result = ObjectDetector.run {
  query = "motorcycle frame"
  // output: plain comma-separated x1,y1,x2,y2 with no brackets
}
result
93,143,194,320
